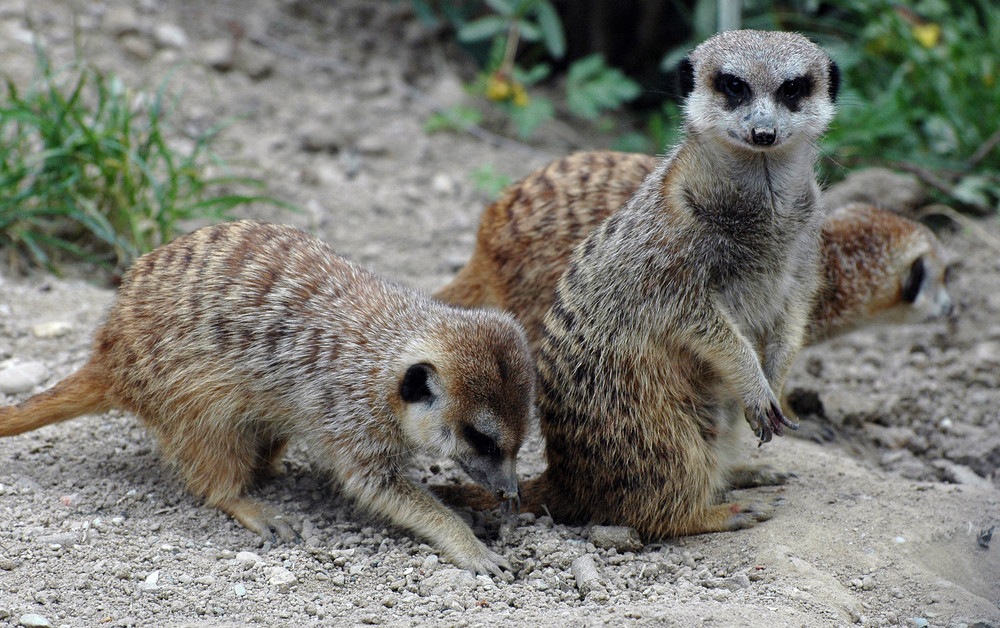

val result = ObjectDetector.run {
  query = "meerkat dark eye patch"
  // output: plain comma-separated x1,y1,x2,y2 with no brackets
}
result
777,76,813,111
400,363,435,404
902,257,926,303
713,72,750,109
464,425,502,458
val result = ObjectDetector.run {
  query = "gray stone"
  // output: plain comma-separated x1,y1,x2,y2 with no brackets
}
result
120,34,154,60
234,44,274,80
571,555,602,595
103,5,140,37
235,551,261,566
152,23,187,49
268,566,297,590
31,321,72,338
418,568,475,597
0,362,49,394
18,614,52,628
588,525,643,552
36,532,79,547
201,39,233,71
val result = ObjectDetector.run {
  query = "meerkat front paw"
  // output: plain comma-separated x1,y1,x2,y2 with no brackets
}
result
746,399,798,445
451,543,515,582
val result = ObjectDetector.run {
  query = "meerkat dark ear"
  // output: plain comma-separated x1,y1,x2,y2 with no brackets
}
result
827,60,840,102
902,257,926,303
677,57,695,99
400,363,435,404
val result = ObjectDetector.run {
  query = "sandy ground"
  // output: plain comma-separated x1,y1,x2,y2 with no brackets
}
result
0,1,998,626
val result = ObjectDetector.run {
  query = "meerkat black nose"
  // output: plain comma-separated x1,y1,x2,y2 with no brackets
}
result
751,127,776,146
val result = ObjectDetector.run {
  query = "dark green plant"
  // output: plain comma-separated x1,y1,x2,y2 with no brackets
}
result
733,0,1000,213
0,46,290,273
414,0,641,140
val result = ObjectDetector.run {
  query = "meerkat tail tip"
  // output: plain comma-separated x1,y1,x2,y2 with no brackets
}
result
0,364,110,437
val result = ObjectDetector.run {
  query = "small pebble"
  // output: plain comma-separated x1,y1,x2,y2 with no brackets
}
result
152,23,187,49
588,525,643,552
234,583,247,597
235,551,261,566
571,555,602,595
268,566,297,590
31,321,72,338
138,570,160,592
0,362,49,394
18,614,53,628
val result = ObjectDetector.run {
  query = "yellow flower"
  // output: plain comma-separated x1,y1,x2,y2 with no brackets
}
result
912,23,941,48
485,75,513,102
512,84,529,107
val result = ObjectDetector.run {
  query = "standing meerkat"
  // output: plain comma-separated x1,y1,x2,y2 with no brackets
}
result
440,30,840,537
434,152,953,348
0,220,536,578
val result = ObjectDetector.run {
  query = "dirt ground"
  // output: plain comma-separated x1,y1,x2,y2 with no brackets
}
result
0,1,998,626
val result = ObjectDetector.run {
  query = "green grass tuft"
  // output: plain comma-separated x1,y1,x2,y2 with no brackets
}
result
0,45,291,274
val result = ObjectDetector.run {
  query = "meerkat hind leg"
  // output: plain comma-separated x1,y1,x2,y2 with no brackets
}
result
728,464,793,489
166,421,299,543
212,494,299,543
676,501,778,535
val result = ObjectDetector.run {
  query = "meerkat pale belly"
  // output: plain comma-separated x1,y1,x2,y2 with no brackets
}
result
0,220,536,578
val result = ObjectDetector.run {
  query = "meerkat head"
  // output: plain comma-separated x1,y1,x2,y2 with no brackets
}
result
677,29,839,153
826,204,954,331
394,311,535,508
881,216,954,325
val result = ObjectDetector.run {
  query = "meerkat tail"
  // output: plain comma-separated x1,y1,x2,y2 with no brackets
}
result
0,364,111,437
429,483,501,510
430,475,554,515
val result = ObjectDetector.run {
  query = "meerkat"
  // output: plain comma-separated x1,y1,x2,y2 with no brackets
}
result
808,202,953,342
437,30,839,537
434,151,953,348
0,220,536,578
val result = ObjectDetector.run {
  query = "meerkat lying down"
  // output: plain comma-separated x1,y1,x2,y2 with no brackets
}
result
435,153,953,350
0,220,536,578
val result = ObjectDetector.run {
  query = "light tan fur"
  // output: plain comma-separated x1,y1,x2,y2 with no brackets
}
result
436,30,839,537
0,220,536,578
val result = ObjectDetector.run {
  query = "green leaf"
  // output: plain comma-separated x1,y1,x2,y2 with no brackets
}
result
505,96,554,139
423,105,483,134
483,0,516,17
534,1,565,59
566,54,641,120
468,164,513,200
458,16,509,43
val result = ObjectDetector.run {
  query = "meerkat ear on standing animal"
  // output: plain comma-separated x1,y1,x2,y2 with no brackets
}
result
0,220,536,580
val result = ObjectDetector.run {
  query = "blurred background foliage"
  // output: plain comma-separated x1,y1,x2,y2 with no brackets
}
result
408,0,1000,214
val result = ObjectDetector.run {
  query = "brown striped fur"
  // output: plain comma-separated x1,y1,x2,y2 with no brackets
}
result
436,154,951,349
0,220,536,578
436,30,841,537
